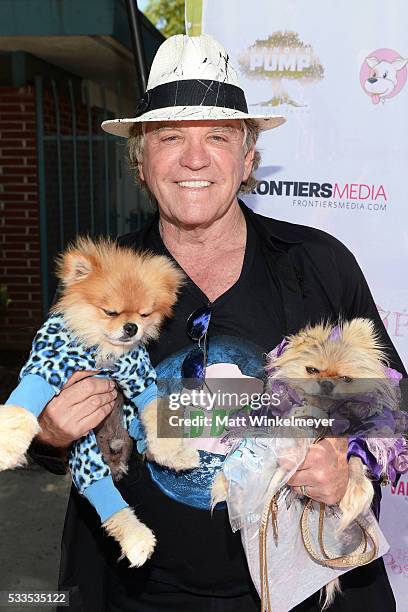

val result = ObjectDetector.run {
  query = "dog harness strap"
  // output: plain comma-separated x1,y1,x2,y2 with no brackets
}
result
134,80,248,117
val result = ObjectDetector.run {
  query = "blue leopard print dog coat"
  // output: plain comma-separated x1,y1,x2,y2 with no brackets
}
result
6,312,157,522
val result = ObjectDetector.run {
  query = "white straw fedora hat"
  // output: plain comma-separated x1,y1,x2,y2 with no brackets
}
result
101,34,286,137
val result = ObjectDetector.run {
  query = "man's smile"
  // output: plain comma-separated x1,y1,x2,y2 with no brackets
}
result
176,180,212,188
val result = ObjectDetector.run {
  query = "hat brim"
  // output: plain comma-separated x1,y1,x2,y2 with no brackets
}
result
101,106,286,137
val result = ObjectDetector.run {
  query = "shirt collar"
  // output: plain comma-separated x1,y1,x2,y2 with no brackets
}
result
238,199,302,252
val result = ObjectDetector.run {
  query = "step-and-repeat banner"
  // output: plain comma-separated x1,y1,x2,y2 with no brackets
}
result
201,0,408,607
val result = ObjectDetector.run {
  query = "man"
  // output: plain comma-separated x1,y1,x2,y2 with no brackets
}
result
34,34,402,611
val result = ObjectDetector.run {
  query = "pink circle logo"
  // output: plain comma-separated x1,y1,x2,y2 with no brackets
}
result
360,48,408,104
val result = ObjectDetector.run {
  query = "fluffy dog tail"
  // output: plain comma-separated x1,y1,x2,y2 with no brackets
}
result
321,578,341,610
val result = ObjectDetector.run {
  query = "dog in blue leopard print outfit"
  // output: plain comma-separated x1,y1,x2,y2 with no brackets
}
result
0,238,199,567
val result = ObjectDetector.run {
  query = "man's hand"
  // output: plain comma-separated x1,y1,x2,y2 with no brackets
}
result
36,371,118,448
287,438,349,505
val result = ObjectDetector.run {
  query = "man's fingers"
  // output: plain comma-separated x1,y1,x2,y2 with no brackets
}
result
62,370,101,389
41,394,115,442
291,485,327,504
287,467,325,488
77,401,117,435
287,437,349,505
292,484,314,497
290,441,334,472
291,483,338,505
71,390,118,421
57,376,116,408
38,373,118,448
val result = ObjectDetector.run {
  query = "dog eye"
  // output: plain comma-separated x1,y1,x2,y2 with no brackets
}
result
306,366,320,375
382,71,388,78
140,312,152,318
341,376,353,383
102,308,118,317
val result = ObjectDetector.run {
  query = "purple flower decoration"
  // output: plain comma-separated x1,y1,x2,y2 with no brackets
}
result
384,367,403,381
328,325,341,341
267,379,303,417
347,438,383,479
386,438,408,482
265,338,288,375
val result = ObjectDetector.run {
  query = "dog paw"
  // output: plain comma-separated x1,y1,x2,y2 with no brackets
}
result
146,439,200,471
171,447,200,471
103,507,156,568
126,525,156,567
210,471,228,510
0,405,40,471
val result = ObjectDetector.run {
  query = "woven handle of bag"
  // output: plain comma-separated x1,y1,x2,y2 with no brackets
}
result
317,502,368,560
259,495,276,612
300,498,378,568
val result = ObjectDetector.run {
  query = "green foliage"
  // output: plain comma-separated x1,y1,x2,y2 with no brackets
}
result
144,0,186,37
185,0,203,36
0,285,11,311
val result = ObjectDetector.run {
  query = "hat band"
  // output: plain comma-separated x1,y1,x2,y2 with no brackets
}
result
134,79,248,117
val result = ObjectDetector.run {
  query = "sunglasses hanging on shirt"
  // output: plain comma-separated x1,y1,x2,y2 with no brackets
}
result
181,305,212,389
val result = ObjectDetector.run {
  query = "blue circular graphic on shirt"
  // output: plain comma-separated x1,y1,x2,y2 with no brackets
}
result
148,335,265,509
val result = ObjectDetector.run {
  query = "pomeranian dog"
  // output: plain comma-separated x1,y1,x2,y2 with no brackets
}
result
55,237,182,362
0,237,199,567
265,319,391,525
212,318,398,608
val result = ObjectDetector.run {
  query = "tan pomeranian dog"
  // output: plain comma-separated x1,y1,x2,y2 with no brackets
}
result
52,237,200,474
0,237,199,567
55,237,183,362
267,319,394,524
212,318,395,608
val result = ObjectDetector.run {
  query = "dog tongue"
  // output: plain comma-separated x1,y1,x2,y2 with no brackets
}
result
372,94,380,104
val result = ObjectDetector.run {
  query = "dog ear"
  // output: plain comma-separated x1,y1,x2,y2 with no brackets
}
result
148,256,186,316
392,57,408,71
366,56,379,69
59,252,94,284
56,251,96,285
55,237,99,285
340,318,381,351
286,322,331,349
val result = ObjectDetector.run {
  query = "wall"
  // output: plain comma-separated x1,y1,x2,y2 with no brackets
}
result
0,85,41,351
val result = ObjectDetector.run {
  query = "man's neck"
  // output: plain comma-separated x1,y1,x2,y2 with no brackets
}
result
159,201,247,258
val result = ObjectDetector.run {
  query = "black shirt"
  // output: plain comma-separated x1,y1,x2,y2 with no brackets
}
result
112,206,288,596
55,202,403,611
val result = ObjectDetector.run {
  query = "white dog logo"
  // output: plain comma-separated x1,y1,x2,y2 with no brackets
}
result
364,56,408,104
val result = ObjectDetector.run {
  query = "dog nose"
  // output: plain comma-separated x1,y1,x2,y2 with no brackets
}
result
123,322,138,337
319,379,334,394
368,77,378,84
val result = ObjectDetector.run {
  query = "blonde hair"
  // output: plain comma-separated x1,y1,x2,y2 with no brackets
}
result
126,119,261,201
